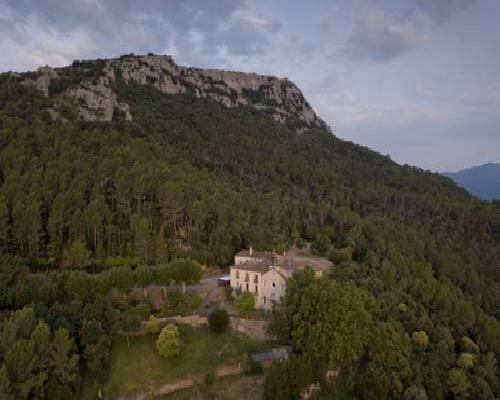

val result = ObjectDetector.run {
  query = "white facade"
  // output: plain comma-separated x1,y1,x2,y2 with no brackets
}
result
230,262,289,311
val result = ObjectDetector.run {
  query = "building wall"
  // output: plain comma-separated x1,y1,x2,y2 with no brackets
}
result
230,268,262,300
230,266,288,310
261,268,287,310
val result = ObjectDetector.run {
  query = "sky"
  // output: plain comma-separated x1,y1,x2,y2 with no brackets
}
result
1,0,499,172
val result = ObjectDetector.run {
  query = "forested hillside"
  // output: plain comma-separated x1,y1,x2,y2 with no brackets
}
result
0,58,499,399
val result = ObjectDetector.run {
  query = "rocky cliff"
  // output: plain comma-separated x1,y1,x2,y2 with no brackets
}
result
22,54,330,131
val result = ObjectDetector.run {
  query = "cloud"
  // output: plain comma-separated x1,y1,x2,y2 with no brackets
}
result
337,0,474,63
407,0,476,24
343,9,429,62
0,0,281,71
204,9,282,56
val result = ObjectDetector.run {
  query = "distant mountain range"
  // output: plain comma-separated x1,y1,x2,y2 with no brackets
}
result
444,163,500,200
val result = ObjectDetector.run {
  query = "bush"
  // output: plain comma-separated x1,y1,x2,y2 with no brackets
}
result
61,241,91,269
328,247,353,264
160,291,202,317
234,292,255,317
204,371,216,386
156,323,181,358
264,354,315,400
295,238,307,249
246,359,263,375
411,331,429,348
185,294,203,314
144,315,160,336
311,234,331,256
209,308,230,334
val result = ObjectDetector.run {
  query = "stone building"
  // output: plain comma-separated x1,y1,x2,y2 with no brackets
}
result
230,247,331,310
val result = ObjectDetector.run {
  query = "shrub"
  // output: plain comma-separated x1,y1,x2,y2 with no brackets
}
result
160,291,202,317
411,331,429,348
61,241,91,269
144,315,160,336
458,353,475,369
295,238,307,249
209,308,230,334
156,323,181,358
204,371,216,386
234,292,255,317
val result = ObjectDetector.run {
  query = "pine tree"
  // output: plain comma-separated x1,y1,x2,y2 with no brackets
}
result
0,364,13,400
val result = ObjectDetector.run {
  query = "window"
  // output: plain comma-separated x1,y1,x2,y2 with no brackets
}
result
246,283,249,292
254,274,259,283
236,271,239,279
245,273,249,282
255,285,258,294
272,282,276,288
264,296,267,305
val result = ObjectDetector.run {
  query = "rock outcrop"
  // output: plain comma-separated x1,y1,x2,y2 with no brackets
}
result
64,67,131,122
22,54,330,131
109,54,329,130
22,66,58,97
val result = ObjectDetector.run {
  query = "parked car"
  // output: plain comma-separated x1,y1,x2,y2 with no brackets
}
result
217,276,230,287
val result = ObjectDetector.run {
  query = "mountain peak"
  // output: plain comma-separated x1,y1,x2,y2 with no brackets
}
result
21,53,330,132
444,163,500,200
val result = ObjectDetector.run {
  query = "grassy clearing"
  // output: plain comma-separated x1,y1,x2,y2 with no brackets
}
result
104,326,271,398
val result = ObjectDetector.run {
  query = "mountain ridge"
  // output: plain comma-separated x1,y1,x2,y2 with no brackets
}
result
18,53,330,132
444,162,500,200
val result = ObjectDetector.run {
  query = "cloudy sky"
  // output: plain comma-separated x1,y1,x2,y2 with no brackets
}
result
1,0,499,172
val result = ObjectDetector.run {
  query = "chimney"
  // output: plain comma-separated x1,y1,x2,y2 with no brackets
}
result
249,246,253,256
272,251,277,266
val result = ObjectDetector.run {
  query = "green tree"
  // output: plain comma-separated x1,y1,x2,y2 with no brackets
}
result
134,265,155,299
357,320,411,399
0,364,13,400
264,354,315,400
312,234,331,256
412,331,429,348
457,353,474,369
156,324,181,358
61,240,91,269
460,336,479,354
0,199,9,254
144,315,161,337
447,368,470,397
234,292,255,317
209,308,230,334
403,385,428,400
280,272,371,368
48,328,80,398
169,258,202,294
131,215,152,262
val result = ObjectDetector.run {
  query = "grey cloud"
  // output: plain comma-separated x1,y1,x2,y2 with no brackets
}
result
205,10,282,56
343,10,428,62
408,0,475,24
340,0,474,63
0,0,281,71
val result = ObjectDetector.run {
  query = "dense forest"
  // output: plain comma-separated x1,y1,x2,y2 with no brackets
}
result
0,61,499,399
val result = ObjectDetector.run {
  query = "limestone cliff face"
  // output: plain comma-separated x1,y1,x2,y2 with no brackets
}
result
22,66,58,97
64,67,132,122
23,54,330,131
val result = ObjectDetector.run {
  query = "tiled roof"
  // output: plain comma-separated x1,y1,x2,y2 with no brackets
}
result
236,250,273,259
232,261,270,273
